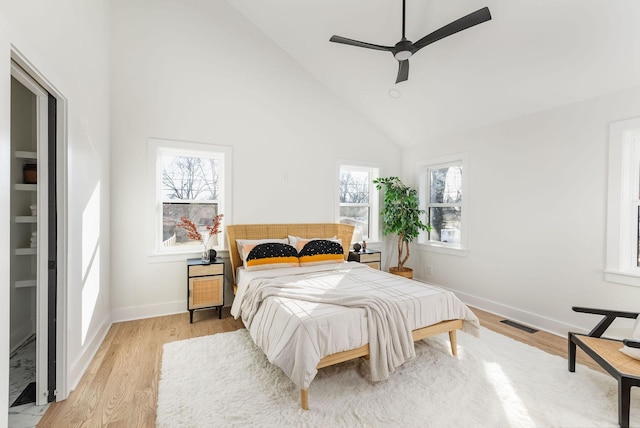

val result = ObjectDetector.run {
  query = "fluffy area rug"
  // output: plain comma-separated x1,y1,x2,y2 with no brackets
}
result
157,327,639,427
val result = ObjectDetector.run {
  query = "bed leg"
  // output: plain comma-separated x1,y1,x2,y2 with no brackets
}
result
301,389,309,410
449,330,458,356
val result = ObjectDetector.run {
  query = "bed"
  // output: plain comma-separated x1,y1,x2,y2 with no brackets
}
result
226,223,480,410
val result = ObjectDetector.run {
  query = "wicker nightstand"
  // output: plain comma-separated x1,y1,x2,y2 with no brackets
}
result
187,258,224,322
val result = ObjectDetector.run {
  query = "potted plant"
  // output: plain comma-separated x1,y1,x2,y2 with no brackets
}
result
374,177,431,279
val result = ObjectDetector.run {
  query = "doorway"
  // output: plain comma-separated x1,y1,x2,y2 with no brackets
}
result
8,61,58,412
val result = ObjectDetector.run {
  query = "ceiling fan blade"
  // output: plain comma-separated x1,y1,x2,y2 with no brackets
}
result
330,35,393,52
412,7,491,52
396,60,409,84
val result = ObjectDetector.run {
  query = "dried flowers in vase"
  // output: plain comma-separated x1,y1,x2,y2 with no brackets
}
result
177,214,224,261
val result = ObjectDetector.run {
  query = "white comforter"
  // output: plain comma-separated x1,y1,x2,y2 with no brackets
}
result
231,262,480,390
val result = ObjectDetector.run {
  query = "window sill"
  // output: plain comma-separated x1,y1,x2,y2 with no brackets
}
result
416,243,468,257
604,270,640,288
148,249,229,264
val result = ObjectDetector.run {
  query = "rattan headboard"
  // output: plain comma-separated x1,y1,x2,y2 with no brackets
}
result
226,223,355,284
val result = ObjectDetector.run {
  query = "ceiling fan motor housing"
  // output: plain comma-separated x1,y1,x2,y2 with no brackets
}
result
393,39,414,60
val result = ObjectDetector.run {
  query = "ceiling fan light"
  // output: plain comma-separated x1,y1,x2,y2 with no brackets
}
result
394,50,412,61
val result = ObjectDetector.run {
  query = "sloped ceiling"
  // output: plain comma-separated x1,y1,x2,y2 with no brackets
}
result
228,0,640,147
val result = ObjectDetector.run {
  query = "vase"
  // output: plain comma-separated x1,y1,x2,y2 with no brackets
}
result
201,246,210,262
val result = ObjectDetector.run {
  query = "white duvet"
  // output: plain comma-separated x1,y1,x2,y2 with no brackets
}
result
231,262,480,390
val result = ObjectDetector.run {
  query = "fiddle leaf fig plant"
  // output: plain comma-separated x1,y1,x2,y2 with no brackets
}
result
374,176,432,271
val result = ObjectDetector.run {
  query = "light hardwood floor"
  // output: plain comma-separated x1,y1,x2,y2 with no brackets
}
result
37,306,600,427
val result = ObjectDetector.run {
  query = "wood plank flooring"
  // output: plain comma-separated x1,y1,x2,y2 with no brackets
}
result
37,306,601,427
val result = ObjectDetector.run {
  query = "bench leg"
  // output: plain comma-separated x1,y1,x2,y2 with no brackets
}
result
619,378,631,428
568,333,576,372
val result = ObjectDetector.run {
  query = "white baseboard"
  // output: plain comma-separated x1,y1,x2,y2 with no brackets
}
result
68,313,111,392
111,300,187,323
449,288,583,337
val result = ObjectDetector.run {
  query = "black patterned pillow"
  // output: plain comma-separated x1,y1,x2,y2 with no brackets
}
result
298,240,345,266
245,243,299,271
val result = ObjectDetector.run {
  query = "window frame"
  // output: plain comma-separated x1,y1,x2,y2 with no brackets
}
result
147,138,232,262
416,153,468,256
336,162,380,243
605,117,640,287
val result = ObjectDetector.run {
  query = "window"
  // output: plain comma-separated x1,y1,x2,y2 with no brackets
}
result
418,153,468,253
605,118,640,287
337,164,379,243
148,138,231,258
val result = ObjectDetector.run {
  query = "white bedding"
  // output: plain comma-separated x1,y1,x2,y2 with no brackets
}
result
231,262,480,390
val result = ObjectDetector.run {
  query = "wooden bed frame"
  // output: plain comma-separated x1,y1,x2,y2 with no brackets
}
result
226,223,464,410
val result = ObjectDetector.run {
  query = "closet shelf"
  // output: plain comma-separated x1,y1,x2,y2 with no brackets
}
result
15,216,37,223
15,279,36,289
15,248,37,256
15,184,37,192
15,151,37,159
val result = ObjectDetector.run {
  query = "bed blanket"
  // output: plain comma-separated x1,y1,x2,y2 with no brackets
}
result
241,274,416,386
233,263,480,390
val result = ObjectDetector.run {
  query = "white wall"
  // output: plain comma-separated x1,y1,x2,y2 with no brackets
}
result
403,84,640,335
109,0,401,320
0,0,112,414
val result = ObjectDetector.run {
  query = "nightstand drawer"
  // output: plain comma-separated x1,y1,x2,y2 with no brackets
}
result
348,250,382,270
189,263,224,277
359,253,381,264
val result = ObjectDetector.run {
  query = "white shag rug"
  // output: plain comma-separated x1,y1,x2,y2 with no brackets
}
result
157,327,639,427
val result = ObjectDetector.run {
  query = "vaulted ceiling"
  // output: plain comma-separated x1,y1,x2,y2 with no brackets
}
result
228,0,640,147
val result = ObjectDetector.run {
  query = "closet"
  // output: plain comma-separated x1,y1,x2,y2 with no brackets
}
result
9,63,56,409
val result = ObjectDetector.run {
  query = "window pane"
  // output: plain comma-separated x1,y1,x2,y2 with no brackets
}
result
339,206,370,241
162,202,218,247
429,207,461,243
161,154,219,201
430,166,462,204
339,170,370,203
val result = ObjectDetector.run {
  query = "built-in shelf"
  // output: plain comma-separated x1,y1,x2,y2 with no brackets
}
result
15,279,36,289
15,151,37,159
15,216,37,223
15,248,37,256
15,183,37,192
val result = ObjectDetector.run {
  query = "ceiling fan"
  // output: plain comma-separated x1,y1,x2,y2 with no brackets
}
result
329,1,492,84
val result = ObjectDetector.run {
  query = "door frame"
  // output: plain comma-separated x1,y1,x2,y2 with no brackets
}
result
11,49,68,403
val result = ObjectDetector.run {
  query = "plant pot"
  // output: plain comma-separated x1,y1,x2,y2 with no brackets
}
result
389,266,413,279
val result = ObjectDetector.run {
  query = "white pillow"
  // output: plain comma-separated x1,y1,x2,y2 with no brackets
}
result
619,315,640,360
288,235,339,252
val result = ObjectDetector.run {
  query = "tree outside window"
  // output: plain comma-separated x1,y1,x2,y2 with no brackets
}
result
160,154,220,248
338,165,379,242
148,138,231,256
418,154,467,251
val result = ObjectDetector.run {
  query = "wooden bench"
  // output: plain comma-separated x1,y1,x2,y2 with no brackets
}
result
568,306,640,428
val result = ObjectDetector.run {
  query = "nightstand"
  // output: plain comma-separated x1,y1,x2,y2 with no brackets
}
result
187,258,224,322
348,249,381,270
